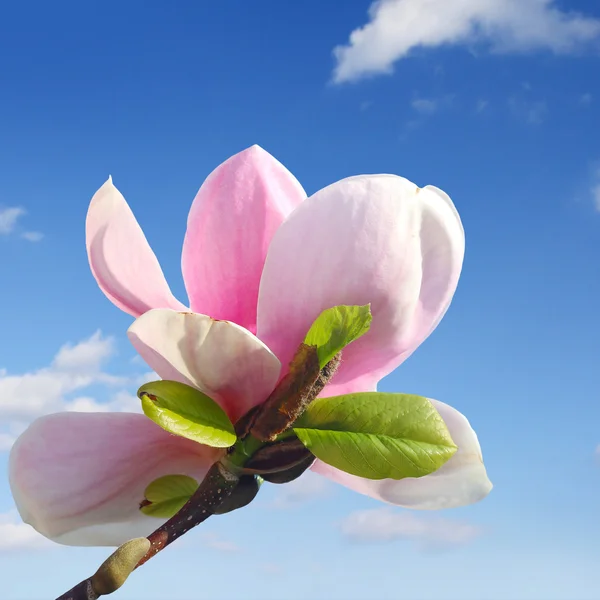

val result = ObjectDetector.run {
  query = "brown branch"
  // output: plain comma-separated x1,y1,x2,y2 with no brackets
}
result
249,344,321,441
56,538,151,600
54,346,342,599
136,462,238,567
55,463,238,599
249,346,341,442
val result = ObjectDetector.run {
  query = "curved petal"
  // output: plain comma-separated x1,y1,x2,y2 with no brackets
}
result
311,399,492,509
256,175,464,390
86,178,187,318
128,309,281,422
182,145,306,333
9,412,221,546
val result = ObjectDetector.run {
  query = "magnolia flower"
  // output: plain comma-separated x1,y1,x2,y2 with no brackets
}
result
10,146,492,547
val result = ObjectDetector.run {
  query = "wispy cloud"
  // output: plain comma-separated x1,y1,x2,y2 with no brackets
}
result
0,332,146,451
339,508,484,551
332,0,600,83
136,370,159,386
0,207,26,235
400,94,455,140
52,330,115,372
508,96,548,125
411,94,454,116
411,98,438,115
21,231,44,242
260,563,284,575
0,207,43,241
199,532,241,553
579,92,593,106
476,99,490,114
62,391,141,414
0,433,16,452
0,510,52,551
271,472,332,509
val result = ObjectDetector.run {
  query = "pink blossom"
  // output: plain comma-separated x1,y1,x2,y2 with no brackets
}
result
10,145,491,546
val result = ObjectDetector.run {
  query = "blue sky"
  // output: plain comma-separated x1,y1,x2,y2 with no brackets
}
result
1,0,600,598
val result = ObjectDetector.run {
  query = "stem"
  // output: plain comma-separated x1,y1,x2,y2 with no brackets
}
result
55,346,341,598
250,349,341,441
54,463,238,599
56,538,151,600
136,461,238,567
56,580,98,600
250,343,321,441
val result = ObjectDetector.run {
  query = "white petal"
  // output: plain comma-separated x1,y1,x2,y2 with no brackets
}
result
9,412,220,546
86,178,187,317
312,399,492,509
257,175,464,390
128,309,281,422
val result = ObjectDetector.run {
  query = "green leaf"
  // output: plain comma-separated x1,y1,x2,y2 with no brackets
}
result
138,380,237,448
304,305,372,367
140,474,198,518
293,393,457,480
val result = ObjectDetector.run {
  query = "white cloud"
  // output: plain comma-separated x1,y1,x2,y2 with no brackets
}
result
0,510,52,551
130,354,146,365
0,207,26,235
62,392,140,414
64,391,141,414
21,231,44,242
271,472,332,508
0,208,43,240
199,532,240,553
339,508,483,550
136,370,160,386
0,331,124,421
53,330,114,372
411,98,438,114
411,94,454,115
260,563,284,574
476,99,490,113
0,433,16,452
508,96,548,124
333,0,600,83
0,332,145,451
107,390,142,412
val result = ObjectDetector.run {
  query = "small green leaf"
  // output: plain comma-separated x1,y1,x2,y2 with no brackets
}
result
140,474,198,518
304,305,372,367
294,393,457,480
138,380,237,448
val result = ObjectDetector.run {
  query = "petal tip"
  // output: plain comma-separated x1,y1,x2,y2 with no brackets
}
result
236,144,271,163
246,143,266,153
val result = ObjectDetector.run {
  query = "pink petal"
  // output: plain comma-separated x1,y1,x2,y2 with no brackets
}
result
181,145,306,333
9,412,221,546
128,309,281,422
86,178,187,318
256,175,464,391
311,399,492,509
